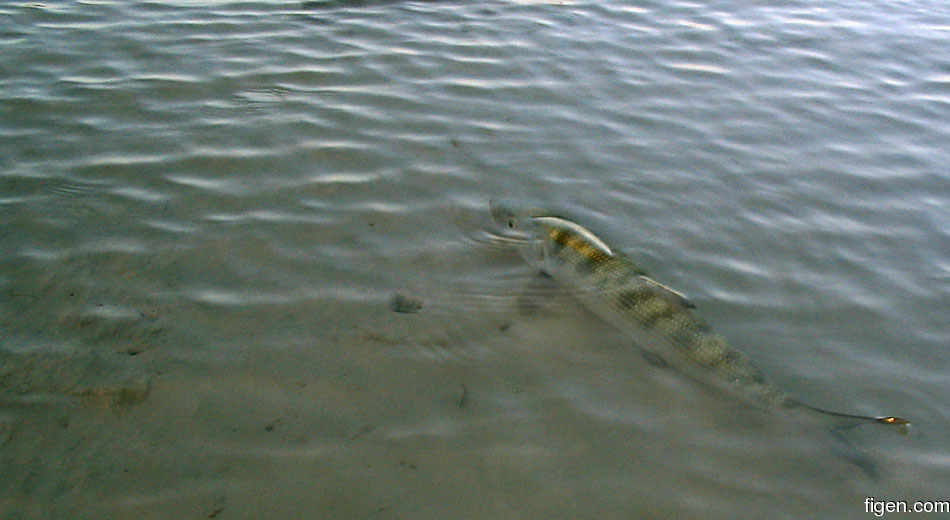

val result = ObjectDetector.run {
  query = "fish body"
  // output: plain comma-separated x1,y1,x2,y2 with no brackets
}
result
490,200,908,430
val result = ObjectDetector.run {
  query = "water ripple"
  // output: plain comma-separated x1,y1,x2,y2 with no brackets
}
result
2,0,948,516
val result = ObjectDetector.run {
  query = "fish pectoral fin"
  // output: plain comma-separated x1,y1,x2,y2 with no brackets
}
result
515,271,560,314
640,348,670,369
638,276,696,309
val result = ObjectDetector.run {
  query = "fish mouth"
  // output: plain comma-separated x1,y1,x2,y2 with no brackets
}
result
488,198,514,224
487,199,541,242
484,228,533,244
464,227,533,251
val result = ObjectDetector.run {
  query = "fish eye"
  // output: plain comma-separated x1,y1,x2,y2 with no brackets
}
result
508,221,514,228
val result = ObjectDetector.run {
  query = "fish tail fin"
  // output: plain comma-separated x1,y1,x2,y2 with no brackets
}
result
785,400,910,479
824,427,880,479
793,401,910,435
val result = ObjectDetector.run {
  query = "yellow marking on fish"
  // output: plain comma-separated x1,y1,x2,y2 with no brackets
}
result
638,296,673,326
532,217,613,259
551,227,611,262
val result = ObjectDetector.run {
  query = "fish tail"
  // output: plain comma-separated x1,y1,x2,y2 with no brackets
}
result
794,401,910,434
824,427,880,479
787,401,910,479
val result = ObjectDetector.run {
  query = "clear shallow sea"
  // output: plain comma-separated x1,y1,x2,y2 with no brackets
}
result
1,0,948,518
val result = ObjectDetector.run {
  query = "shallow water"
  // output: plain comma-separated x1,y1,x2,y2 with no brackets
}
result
1,0,948,518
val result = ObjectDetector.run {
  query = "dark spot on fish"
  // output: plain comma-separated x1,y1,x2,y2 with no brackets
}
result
668,327,697,347
700,348,741,371
641,349,670,369
691,320,712,334
549,227,569,247
641,304,675,328
617,288,650,309
575,255,601,275
391,292,422,313
674,322,712,349
548,226,611,263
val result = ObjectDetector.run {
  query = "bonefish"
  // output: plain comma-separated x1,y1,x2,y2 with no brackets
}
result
490,200,908,432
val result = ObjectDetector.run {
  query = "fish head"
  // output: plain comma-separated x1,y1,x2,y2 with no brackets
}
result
489,198,548,233
490,200,615,272
489,199,555,268
489,199,584,239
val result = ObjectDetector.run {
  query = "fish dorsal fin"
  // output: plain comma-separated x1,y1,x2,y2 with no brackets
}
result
532,216,614,258
638,275,696,309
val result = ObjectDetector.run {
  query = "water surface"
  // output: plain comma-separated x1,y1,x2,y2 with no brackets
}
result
1,0,948,518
